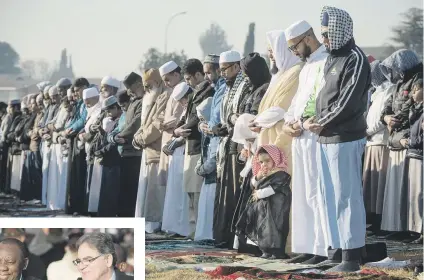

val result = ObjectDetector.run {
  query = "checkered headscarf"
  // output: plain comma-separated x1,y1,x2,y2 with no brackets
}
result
320,6,353,51
379,49,421,83
252,145,288,176
370,60,386,88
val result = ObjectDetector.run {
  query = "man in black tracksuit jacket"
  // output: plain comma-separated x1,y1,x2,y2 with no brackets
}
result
303,6,371,272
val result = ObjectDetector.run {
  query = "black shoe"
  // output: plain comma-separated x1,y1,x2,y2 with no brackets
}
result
326,261,361,272
385,231,411,241
285,253,314,264
302,255,327,265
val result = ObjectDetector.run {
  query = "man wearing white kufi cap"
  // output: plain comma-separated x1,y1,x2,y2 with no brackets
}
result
77,87,102,214
37,84,56,204
100,76,121,101
213,50,251,248
134,68,182,225
159,61,183,89
281,19,329,264
45,81,74,210
161,81,192,237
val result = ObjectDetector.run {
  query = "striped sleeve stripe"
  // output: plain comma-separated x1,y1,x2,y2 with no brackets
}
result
318,47,364,126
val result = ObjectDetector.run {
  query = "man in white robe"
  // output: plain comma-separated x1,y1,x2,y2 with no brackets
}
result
46,78,73,210
87,77,120,214
78,87,102,213
161,82,191,237
282,20,329,264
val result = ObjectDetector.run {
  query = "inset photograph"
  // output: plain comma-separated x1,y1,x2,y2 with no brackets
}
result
0,228,135,280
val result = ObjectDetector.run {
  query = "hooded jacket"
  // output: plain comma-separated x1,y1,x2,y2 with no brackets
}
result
240,52,272,115
315,6,371,144
379,49,423,150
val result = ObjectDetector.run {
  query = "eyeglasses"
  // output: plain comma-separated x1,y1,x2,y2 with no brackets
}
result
288,36,307,52
73,254,105,267
321,32,328,39
220,63,235,73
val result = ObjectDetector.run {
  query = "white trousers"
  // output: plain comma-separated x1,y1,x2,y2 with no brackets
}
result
291,131,327,256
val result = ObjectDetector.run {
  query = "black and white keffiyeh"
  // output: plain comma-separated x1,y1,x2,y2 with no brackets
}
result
320,6,353,51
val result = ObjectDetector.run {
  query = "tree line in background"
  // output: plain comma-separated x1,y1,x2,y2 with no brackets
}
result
0,7,422,78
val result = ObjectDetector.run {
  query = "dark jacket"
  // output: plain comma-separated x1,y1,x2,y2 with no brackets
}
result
118,97,143,157
77,270,133,280
407,103,423,159
19,113,37,151
95,118,121,166
381,63,423,150
24,252,46,280
5,112,24,155
22,276,41,280
175,81,215,155
316,39,370,144
239,52,271,116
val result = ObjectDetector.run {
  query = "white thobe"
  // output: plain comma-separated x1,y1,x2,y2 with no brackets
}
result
161,145,190,237
284,45,329,256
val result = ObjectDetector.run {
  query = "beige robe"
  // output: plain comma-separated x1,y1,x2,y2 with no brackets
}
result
158,88,184,184
257,63,303,253
134,84,172,221
257,63,303,175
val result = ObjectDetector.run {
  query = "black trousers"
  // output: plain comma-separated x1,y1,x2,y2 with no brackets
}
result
98,165,121,217
67,139,88,215
118,156,141,217
20,150,42,201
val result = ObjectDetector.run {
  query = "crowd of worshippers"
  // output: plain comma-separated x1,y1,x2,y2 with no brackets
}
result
0,229,134,280
0,5,422,273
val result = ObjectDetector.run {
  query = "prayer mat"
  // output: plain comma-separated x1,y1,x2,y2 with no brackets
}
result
166,255,244,265
203,266,412,280
146,250,241,260
146,240,216,251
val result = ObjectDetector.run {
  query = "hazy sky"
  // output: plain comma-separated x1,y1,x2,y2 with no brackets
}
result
1,0,422,79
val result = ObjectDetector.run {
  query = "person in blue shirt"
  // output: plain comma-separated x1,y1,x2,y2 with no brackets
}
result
65,77,90,215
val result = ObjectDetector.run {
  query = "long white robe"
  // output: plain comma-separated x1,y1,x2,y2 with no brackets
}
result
10,154,23,192
284,45,328,256
46,105,70,210
41,142,51,205
134,90,161,231
161,146,190,236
